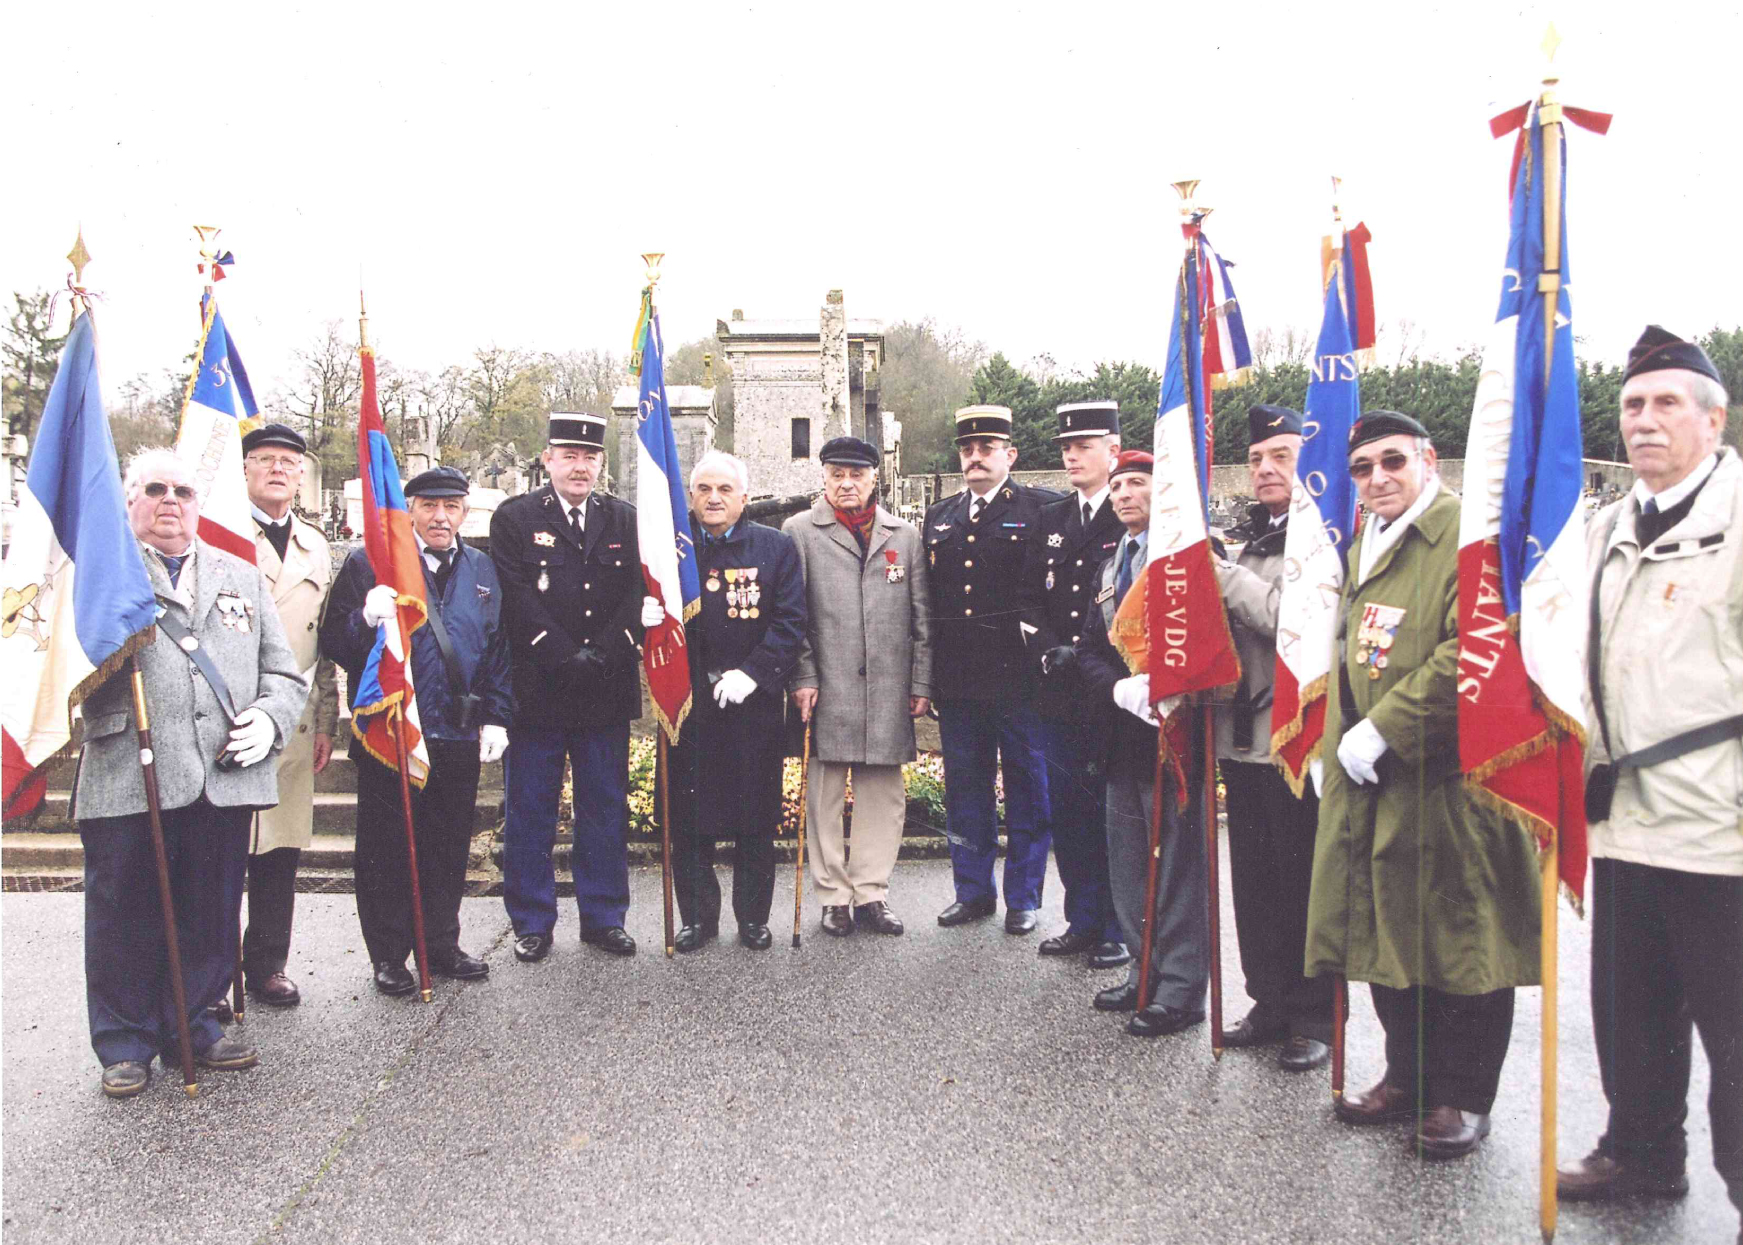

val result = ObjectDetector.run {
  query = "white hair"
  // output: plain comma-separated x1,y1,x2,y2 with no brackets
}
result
123,447,189,501
1689,373,1731,413
690,449,749,493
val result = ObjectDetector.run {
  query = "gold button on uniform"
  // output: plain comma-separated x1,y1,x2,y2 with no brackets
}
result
967,535,975,543
964,585,972,594
964,608,973,616
1070,610,1079,618
963,560,973,568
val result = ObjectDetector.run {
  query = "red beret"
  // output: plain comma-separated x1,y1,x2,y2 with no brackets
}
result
1110,450,1154,479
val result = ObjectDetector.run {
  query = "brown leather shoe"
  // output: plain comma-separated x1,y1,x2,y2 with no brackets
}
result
1556,1150,1689,1202
1412,1105,1490,1159
248,972,301,1008
1334,1076,1417,1125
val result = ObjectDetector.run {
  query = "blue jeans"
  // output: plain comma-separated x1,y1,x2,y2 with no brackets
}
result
502,725,631,937
1040,720,1121,942
936,698,1051,911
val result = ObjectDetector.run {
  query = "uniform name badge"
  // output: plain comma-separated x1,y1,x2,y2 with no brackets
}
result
884,549,905,583
1356,602,1406,679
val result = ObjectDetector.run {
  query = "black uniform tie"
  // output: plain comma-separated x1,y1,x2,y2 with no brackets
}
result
432,547,455,598
1082,501,1093,528
969,496,985,522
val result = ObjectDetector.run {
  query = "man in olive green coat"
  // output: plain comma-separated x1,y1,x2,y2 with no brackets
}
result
1304,411,1539,1161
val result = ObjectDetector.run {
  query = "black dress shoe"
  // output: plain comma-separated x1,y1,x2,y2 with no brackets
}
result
1094,980,1140,1012
514,933,553,962
1335,1076,1417,1125
1126,1003,1205,1038
1222,1009,1289,1048
101,1060,151,1098
1088,941,1132,969
1556,1150,1690,1202
373,960,417,996
1038,929,1097,957
937,897,997,926
821,905,853,936
1004,908,1039,935
248,972,301,1007
738,923,772,950
1412,1106,1491,1159
431,949,489,979
854,901,904,935
1278,1035,1331,1071
582,926,637,956
674,923,718,953
194,1034,259,1070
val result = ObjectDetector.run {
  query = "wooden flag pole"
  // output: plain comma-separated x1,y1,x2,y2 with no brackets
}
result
1332,975,1347,1101
231,945,246,1022
1204,706,1223,1059
391,707,434,1004
1135,730,1168,1012
792,721,811,949
658,728,676,957
130,662,199,1096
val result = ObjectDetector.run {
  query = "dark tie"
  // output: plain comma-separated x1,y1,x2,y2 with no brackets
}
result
1115,538,1138,602
969,496,985,522
1082,501,1093,528
260,519,291,562
569,506,583,538
1641,496,1659,516
433,548,455,597
161,553,187,588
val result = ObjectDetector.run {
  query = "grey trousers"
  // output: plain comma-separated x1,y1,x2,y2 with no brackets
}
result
1106,763,1209,1014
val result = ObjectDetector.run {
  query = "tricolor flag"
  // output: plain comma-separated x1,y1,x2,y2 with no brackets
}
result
349,341,430,786
174,292,259,563
1197,236,1254,393
1271,224,1372,792
1113,218,1243,746
629,287,700,742
1456,100,1589,903
2,309,157,817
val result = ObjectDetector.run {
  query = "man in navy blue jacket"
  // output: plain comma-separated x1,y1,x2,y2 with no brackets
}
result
322,467,513,996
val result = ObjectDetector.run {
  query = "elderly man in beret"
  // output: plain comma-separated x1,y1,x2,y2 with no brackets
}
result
323,466,513,995
77,448,307,1097
233,422,338,1009
784,435,931,937
1305,411,1539,1160
1558,328,1742,1228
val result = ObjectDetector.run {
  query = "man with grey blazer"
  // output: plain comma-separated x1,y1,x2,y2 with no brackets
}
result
784,436,932,937
75,449,307,1098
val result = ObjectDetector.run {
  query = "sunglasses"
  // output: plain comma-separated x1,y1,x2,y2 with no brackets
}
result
1348,450,1417,481
143,482,198,501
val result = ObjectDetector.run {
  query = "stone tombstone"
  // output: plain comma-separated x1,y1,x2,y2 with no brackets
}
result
610,385,718,499
716,295,885,499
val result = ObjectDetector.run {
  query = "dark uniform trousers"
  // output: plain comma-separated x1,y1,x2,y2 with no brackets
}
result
1591,858,1742,1205
354,739,480,964
1221,760,1334,1041
242,846,300,983
501,726,631,937
80,798,250,1064
1369,983,1514,1116
937,699,1051,911
674,835,777,930
1041,722,1119,943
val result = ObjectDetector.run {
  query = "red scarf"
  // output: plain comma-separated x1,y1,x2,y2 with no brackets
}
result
833,503,877,550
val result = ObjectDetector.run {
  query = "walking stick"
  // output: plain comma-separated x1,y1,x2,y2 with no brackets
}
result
232,943,246,1022
1331,974,1346,1101
390,709,433,1003
1135,722,1168,1013
792,720,811,948
658,727,675,957
130,660,198,1097
1204,705,1223,1059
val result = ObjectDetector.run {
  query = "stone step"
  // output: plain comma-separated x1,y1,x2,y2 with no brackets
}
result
19,791,505,837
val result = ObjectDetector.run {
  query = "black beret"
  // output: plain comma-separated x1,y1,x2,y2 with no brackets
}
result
1623,325,1722,386
1247,404,1303,445
818,436,880,468
241,422,306,456
547,411,608,449
404,466,470,498
1349,410,1431,451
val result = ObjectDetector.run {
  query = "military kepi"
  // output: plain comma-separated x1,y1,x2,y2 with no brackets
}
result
1349,409,1431,450
1623,325,1723,386
404,465,470,497
954,404,1013,443
1054,400,1119,441
818,435,880,468
546,411,608,450
1247,404,1303,444
241,422,307,456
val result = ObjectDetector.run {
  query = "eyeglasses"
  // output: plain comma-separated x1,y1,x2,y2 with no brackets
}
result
142,482,198,501
246,454,302,471
1348,450,1418,481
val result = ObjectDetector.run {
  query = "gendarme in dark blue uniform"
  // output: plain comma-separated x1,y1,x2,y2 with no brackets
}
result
926,404,1060,931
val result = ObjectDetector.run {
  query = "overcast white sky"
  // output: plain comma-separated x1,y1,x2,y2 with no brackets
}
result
6,0,1738,405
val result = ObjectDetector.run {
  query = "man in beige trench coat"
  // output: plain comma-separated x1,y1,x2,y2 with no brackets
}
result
785,436,932,938
239,424,337,1007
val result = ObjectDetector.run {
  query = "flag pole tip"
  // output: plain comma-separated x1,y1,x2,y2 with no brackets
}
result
1541,23,1561,63
67,229,92,284
791,935,801,949
420,989,432,1003
641,252,665,285
183,1083,199,1098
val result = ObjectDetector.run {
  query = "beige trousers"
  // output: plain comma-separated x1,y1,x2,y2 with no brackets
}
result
806,761,905,906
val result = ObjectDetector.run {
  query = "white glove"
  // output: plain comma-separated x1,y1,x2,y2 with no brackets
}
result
1156,694,1183,720
478,724,508,765
1336,718,1388,785
224,707,277,768
1309,758,1324,797
640,596,665,628
713,669,757,708
362,584,398,627
1112,674,1158,726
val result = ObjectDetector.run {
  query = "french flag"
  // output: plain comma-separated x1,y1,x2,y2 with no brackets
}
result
174,292,259,564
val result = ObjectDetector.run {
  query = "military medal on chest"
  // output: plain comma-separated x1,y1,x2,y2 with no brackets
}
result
536,559,550,594
743,566,761,618
884,548,905,583
1356,602,1405,679
723,567,740,617
705,566,721,593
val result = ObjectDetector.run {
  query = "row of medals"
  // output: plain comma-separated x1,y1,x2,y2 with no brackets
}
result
1356,624,1393,679
708,566,762,619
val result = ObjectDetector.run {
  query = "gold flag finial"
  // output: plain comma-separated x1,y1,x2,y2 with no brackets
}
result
358,286,371,351
193,224,221,259
1172,179,1211,223
1541,22,1561,65
641,252,665,286
67,228,92,287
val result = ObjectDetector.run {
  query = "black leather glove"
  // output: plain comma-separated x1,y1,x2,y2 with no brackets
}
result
1041,645,1078,678
564,645,609,691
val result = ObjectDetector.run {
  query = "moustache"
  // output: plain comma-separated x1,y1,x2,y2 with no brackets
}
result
1628,436,1669,450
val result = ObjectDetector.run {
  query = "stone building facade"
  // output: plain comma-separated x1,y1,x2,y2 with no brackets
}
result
608,384,719,499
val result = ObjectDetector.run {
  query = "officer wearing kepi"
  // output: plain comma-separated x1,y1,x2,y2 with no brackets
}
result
1023,400,1129,967
927,405,1059,935
490,412,644,963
